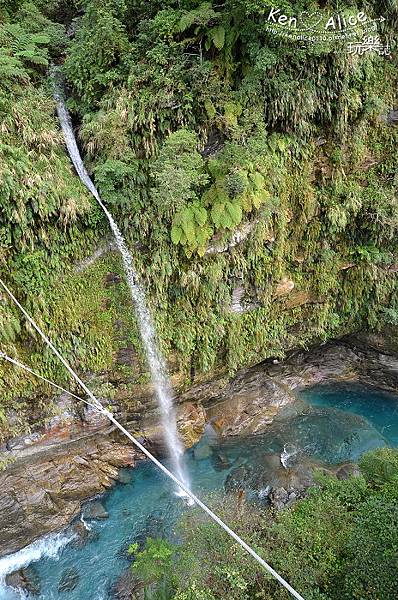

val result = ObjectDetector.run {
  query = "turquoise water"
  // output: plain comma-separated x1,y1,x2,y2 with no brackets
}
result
300,383,398,446
0,383,397,599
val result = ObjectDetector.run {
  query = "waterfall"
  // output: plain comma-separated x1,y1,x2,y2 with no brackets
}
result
53,83,190,496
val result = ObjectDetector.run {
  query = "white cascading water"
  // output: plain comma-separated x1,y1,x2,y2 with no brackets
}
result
53,82,190,496
0,533,72,598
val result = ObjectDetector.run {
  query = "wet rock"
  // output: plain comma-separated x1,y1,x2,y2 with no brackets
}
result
270,487,289,511
176,402,206,447
74,455,90,467
110,568,143,600
269,488,303,512
70,519,90,542
225,451,316,505
206,219,262,256
0,433,137,559
116,346,137,366
193,442,212,460
380,110,398,126
230,283,246,314
68,519,98,548
129,512,167,552
203,341,398,437
75,241,114,272
5,567,41,596
206,378,294,437
225,464,252,492
285,291,320,309
1,336,398,559
45,392,75,431
117,468,134,484
116,539,136,560
143,401,206,455
58,567,80,593
6,432,42,451
82,500,109,520
82,405,110,429
212,453,231,471
201,129,225,158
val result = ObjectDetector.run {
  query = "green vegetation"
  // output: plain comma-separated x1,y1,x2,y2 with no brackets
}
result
0,0,397,438
130,448,398,600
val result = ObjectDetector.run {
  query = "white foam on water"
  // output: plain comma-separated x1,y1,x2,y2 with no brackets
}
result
79,514,92,532
280,444,299,470
0,533,72,598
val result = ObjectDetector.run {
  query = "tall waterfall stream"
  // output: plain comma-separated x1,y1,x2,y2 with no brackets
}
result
53,84,190,495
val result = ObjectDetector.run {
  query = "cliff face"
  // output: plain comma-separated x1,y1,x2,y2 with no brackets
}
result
1,335,397,558
1,1,397,448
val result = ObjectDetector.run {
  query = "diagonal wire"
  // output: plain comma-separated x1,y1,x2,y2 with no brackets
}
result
0,351,98,409
0,278,306,600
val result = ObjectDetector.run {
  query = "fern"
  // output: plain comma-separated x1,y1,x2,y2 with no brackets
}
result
178,2,218,33
0,23,50,90
0,49,27,85
210,25,225,50
171,201,212,255
0,310,21,343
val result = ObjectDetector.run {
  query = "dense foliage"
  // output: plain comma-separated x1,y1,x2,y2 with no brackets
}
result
130,448,398,600
0,0,397,437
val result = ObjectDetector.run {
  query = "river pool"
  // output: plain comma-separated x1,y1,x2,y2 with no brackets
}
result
1,383,397,599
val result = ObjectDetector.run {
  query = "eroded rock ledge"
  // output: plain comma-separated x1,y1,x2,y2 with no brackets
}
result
0,335,397,557
182,338,398,436
0,430,138,557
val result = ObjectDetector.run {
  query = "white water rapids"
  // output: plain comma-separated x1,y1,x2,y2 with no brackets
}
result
0,533,72,599
53,82,190,496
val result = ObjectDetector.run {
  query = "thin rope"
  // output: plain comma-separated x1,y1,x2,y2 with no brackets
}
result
0,351,98,410
0,279,102,411
0,278,305,600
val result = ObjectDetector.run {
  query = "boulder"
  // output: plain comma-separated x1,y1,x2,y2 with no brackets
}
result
82,405,111,429
68,519,99,548
206,377,294,437
117,468,134,484
45,392,75,431
58,567,80,593
6,432,42,451
270,487,289,511
285,291,319,309
212,453,231,471
5,566,41,596
225,464,252,492
176,402,206,447
335,463,360,480
82,500,109,520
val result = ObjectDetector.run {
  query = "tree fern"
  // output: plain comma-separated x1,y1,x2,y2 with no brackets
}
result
178,2,218,33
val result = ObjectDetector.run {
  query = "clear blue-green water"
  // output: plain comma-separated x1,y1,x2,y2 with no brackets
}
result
300,383,398,446
0,383,397,599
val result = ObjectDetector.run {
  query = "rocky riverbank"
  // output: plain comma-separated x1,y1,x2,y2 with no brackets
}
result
0,334,397,558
